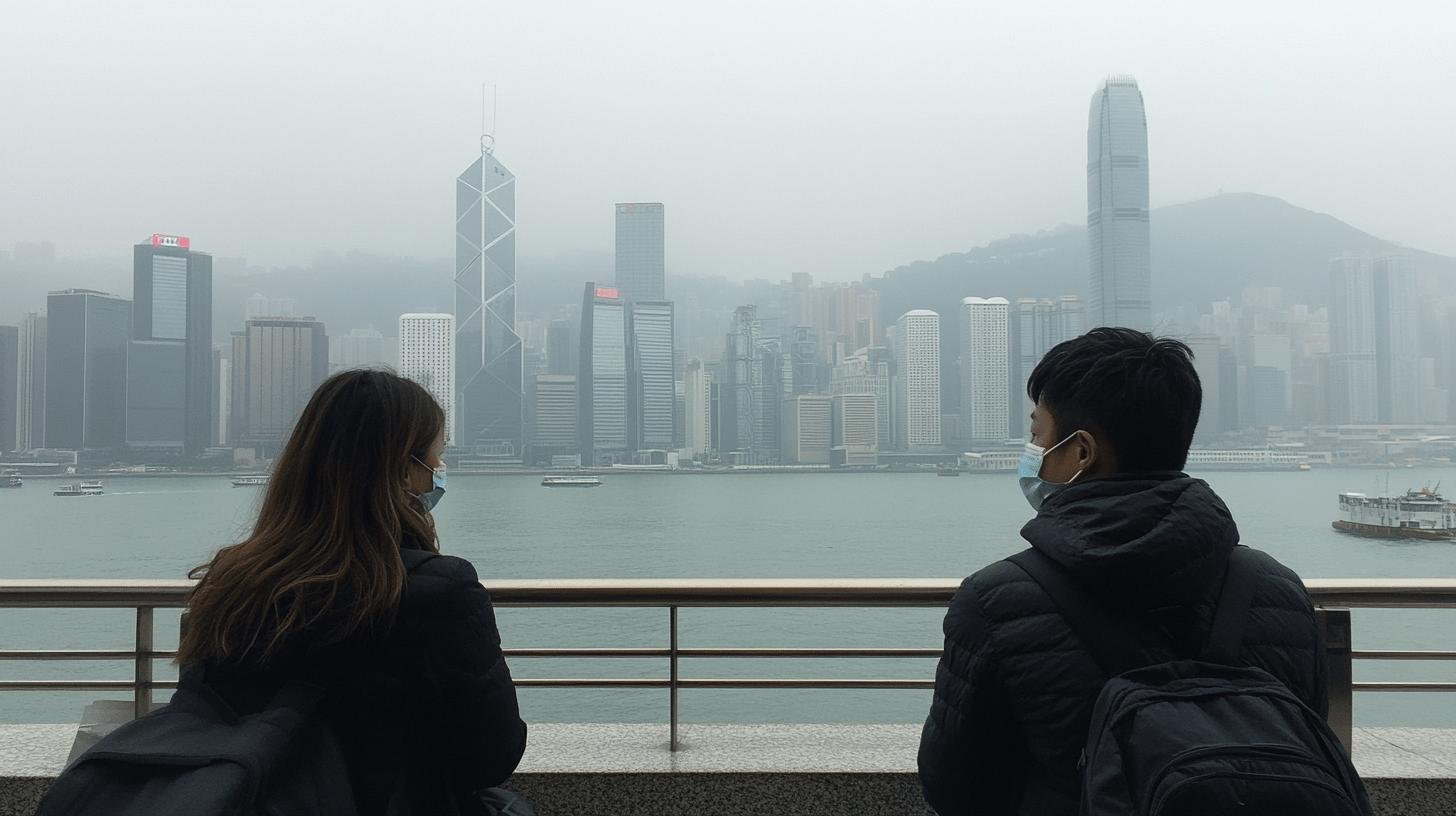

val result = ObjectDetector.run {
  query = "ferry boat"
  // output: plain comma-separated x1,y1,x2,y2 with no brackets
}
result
54,481,104,497
1333,486,1456,541
541,476,602,488
1,469,21,488
936,464,962,477
231,475,269,487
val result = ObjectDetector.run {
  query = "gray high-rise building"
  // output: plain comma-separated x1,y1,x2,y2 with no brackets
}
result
832,347,892,452
1088,76,1151,331
628,300,675,451
45,290,131,450
1373,255,1421,424
15,312,46,451
127,235,213,454
0,326,17,453
781,394,831,465
720,306,781,464
614,202,665,303
455,148,523,459
1328,253,1378,424
235,317,329,451
578,284,628,465
1009,296,1087,438
547,319,577,376
531,374,578,463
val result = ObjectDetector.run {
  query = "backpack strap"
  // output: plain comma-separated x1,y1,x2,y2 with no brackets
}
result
1201,547,1259,665
1009,549,1168,677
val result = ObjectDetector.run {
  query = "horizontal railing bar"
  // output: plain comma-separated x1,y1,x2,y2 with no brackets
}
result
2,578,1453,608
0,680,180,691
504,647,943,659
0,650,178,661
1351,682,1456,691
1353,650,1456,661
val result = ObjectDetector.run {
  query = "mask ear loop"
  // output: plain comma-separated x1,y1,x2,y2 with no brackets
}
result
1046,431,1088,486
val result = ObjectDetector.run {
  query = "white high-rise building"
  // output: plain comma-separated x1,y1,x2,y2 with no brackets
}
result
683,358,710,460
894,310,941,450
398,313,456,445
1088,76,1151,331
960,297,1010,443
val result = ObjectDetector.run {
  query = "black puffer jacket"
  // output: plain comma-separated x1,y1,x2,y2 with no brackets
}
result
204,543,527,815
917,473,1326,816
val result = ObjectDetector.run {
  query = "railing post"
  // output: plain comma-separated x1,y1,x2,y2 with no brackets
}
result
669,605,680,752
134,606,154,719
1319,607,1354,755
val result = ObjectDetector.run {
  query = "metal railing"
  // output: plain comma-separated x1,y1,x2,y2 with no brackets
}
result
2,578,1455,752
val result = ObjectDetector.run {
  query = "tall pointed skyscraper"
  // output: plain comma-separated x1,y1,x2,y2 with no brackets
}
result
1087,76,1151,331
455,146,523,459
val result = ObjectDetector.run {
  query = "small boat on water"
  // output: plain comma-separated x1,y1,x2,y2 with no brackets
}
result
936,464,961,477
54,481,104,497
541,476,602,488
1,469,21,489
231,475,269,487
1333,486,1456,541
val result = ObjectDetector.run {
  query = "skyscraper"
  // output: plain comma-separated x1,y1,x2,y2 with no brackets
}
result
530,374,578,463
547,319,577,376
683,358,710,460
781,395,831,465
15,312,45,451
578,284,627,465
127,234,213,454
399,313,456,445
331,327,388,373
628,300,676,451
1328,253,1378,424
1088,76,1151,331
1372,255,1421,424
1245,333,1293,427
960,297,1010,443
830,393,879,467
832,347,892,452
720,306,781,464
1009,296,1086,438
894,310,942,450
45,289,131,450
455,148,522,459
236,317,328,451
1185,335,1223,439
0,326,17,453
615,203,666,303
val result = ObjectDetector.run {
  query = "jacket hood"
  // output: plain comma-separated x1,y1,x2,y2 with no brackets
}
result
1019,473,1239,610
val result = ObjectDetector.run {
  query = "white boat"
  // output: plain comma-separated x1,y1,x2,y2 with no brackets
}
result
80,481,104,495
1,469,20,489
541,476,602,488
1333,486,1456,541
231,475,269,487
54,482,103,497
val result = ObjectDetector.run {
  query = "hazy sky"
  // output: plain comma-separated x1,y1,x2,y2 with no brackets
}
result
2,0,1451,281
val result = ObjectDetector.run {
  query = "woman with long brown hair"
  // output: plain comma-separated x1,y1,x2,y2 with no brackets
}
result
178,369,527,814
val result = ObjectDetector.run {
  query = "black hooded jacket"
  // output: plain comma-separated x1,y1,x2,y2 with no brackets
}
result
917,473,1326,816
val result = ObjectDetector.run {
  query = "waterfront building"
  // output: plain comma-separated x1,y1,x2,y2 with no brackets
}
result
832,346,892,451
455,146,523,460
894,310,941,451
781,395,832,465
683,358,711,460
1373,255,1421,424
0,326,16,452
547,319,577,376
831,393,878,467
720,306,782,464
628,300,676,452
235,317,329,452
399,313,456,445
531,374,578,463
331,327,388,373
578,284,628,465
126,235,213,454
615,203,666,303
1328,253,1378,424
1009,296,1086,438
1186,335,1224,439
45,289,131,450
14,312,45,451
1088,76,1151,331
960,297,1009,444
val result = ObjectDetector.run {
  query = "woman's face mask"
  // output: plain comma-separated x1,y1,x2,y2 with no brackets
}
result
1017,432,1084,511
412,456,446,512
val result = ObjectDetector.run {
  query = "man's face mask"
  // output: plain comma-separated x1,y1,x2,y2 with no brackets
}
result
1018,432,1084,511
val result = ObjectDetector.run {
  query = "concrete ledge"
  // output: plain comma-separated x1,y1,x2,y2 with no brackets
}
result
4,723,1455,816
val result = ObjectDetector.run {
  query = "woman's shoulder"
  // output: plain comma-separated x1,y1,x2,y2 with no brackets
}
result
401,551,488,609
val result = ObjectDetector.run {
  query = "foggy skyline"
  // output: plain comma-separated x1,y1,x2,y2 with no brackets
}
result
2,1,1452,281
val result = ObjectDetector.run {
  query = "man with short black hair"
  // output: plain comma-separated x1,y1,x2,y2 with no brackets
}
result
918,327,1326,815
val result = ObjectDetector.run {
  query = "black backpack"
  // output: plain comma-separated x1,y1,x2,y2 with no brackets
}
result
36,665,356,816
1011,546,1372,816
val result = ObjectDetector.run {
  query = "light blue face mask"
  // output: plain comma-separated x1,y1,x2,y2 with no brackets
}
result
412,456,447,512
1017,432,1084,511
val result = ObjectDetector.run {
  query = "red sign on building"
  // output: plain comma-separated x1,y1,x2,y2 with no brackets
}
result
594,287,620,299
150,234,191,249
